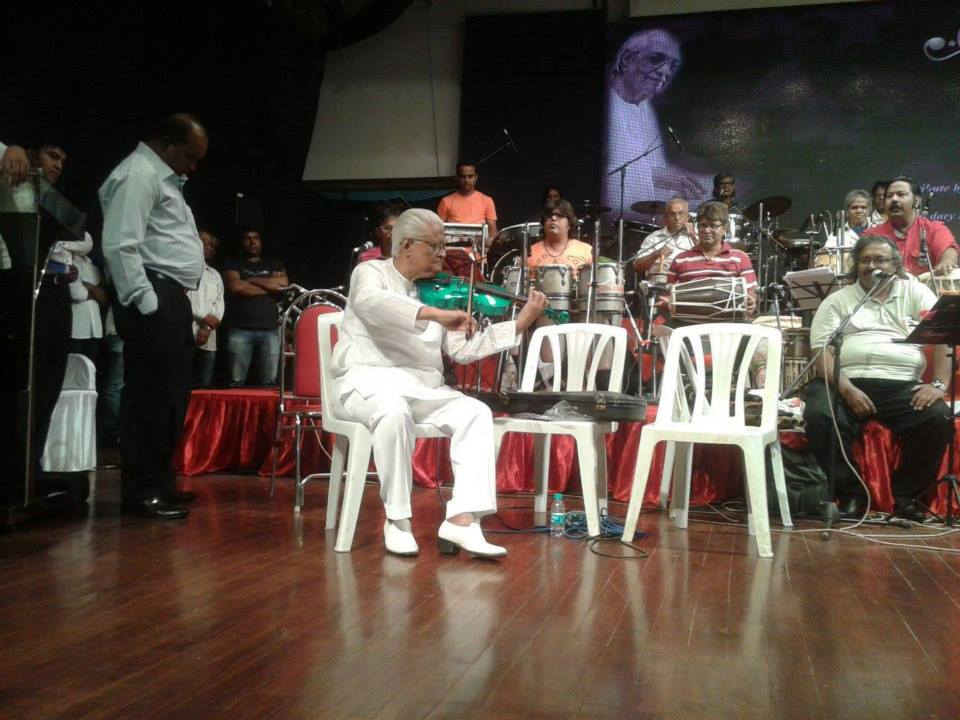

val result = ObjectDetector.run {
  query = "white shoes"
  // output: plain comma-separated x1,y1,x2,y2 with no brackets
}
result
437,520,508,558
383,519,419,556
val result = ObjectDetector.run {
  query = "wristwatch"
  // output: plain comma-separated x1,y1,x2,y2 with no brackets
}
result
931,379,947,392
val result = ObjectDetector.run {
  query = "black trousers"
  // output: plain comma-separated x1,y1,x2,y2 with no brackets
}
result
802,377,952,501
115,274,193,503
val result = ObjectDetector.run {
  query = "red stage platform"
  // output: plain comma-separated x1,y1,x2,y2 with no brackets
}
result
175,388,960,514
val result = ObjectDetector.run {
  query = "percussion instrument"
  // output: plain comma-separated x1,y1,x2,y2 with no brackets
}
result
691,210,751,251
917,269,960,296
751,315,803,329
812,248,853,278
501,263,528,296
492,222,541,250
782,328,813,396
574,200,611,216
534,264,575,311
670,277,748,323
630,200,667,216
575,263,625,315
744,196,792,221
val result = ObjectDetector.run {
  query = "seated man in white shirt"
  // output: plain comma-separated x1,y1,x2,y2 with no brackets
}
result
332,209,548,558
632,196,696,278
824,189,873,250
802,235,953,522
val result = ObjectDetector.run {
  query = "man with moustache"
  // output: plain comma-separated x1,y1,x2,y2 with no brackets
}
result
632,197,696,277
333,209,547,558
802,235,952,521
863,175,957,277
101,113,208,519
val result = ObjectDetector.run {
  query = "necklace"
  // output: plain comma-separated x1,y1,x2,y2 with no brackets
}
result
544,238,571,258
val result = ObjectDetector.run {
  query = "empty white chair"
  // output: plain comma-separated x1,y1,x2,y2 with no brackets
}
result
621,323,792,558
316,312,446,552
42,353,97,472
493,323,627,538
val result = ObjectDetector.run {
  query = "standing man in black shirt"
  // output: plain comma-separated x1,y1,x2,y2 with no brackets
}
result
222,229,288,386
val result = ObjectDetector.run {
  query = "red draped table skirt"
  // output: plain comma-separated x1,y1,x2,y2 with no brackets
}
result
174,388,959,515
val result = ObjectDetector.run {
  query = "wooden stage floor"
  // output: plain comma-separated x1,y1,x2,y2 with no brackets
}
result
2,468,960,720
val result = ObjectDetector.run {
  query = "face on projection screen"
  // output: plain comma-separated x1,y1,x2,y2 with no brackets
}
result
602,1,960,235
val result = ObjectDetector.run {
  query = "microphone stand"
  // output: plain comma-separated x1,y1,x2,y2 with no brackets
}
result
608,139,665,264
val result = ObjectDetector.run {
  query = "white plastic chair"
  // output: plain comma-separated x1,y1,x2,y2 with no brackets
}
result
493,323,627,538
316,312,446,552
41,353,97,472
621,323,792,558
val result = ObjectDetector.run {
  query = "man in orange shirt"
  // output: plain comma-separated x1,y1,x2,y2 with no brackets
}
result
437,161,498,278
437,161,498,240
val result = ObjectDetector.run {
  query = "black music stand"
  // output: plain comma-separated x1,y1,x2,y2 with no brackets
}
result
901,293,960,525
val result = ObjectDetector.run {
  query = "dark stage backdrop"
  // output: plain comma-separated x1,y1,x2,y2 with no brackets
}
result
459,10,604,228
603,1,960,234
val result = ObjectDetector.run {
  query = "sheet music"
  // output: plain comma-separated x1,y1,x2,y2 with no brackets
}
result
784,267,844,311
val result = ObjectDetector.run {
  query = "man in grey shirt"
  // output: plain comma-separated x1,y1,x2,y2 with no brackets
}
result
100,113,207,519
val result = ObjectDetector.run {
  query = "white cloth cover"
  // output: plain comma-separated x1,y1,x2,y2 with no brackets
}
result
41,354,97,472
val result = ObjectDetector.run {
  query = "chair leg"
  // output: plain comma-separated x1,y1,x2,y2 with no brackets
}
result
325,435,348,529
671,441,694,529
533,434,550,515
334,434,373,553
621,434,658,543
742,439,773,558
575,431,602,538
768,441,793,528
268,412,283,497
659,440,675,509
294,417,304,510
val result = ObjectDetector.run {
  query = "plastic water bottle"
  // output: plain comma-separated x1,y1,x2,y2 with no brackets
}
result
550,493,566,537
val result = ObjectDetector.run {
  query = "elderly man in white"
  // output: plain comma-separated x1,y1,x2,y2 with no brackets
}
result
332,209,548,558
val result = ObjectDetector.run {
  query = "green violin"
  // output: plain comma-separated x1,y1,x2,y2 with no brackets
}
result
416,273,569,324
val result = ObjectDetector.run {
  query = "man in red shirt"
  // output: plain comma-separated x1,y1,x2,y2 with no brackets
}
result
863,175,957,277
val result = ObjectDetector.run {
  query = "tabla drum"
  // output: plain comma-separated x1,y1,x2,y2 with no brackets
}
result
917,269,960,296
575,263,625,314
782,327,813,396
670,277,748,323
812,248,853,278
534,264,575,311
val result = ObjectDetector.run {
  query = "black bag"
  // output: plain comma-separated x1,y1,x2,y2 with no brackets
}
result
766,444,827,517
466,390,647,422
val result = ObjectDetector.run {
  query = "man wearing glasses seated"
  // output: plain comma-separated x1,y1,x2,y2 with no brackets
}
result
662,200,758,322
333,209,547,558
802,235,952,522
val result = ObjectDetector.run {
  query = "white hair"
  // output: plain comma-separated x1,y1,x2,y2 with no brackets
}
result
391,208,444,258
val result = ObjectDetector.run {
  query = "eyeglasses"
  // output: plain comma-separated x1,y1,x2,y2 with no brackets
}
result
697,221,725,231
857,255,894,267
413,238,447,255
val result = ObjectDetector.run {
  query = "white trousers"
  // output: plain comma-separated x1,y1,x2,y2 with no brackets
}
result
340,390,498,521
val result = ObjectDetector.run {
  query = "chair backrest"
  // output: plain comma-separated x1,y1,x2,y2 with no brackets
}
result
657,323,782,431
520,323,627,392
277,289,345,403
293,303,340,398
62,353,96,391
316,311,346,424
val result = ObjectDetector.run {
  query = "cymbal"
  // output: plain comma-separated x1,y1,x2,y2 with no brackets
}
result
773,227,814,251
630,200,667,216
744,196,791,221
574,200,611,216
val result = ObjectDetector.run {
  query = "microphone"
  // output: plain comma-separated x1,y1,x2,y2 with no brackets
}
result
922,191,934,216
666,126,682,151
353,240,375,253
871,269,894,280
503,128,519,153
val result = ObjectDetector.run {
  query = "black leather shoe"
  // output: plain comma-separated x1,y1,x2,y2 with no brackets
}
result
123,497,189,520
168,490,197,504
838,495,868,520
892,498,927,523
